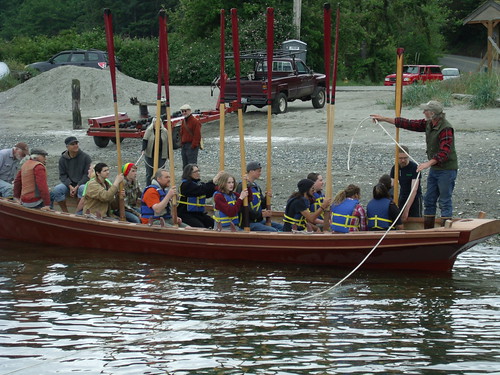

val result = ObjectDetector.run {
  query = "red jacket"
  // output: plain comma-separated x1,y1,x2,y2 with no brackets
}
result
180,115,202,148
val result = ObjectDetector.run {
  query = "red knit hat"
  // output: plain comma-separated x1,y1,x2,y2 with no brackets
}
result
122,163,135,176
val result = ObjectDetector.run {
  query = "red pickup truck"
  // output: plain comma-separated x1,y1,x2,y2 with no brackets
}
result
384,65,443,86
220,51,326,114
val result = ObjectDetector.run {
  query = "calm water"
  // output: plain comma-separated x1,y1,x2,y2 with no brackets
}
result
0,240,499,375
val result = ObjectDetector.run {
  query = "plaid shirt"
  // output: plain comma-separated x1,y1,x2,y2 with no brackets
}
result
395,117,454,165
351,202,368,232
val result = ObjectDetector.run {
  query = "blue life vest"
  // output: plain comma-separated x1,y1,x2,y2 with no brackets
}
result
283,197,309,230
367,198,393,230
213,191,239,227
330,199,359,233
141,184,172,220
178,179,206,212
310,191,325,218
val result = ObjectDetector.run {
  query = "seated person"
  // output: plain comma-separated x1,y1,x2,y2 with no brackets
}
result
236,161,283,232
141,168,185,227
82,163,123,218
213,172,249,231
307,172,325,227
330,184,367,232
283,179,331,232
367,183,403,231
119,163,142,223
178,164,224,228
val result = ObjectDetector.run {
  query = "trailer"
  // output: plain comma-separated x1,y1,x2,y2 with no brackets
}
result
86,98,239,148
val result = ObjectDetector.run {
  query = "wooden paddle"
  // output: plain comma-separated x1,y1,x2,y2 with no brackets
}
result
231,8,250,231
393,48,404,205
219,9,226,171
265,7,274,225
103,9,125,221
158,10,178,226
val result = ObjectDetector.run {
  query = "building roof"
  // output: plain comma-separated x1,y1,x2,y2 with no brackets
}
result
463,0,500,24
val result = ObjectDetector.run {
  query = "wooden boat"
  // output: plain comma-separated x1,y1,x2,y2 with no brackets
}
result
1,198,498,272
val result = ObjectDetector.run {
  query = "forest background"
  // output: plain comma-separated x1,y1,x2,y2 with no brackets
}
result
0,0,489,85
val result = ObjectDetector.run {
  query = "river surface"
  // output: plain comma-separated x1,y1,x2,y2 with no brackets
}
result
0,240,499,375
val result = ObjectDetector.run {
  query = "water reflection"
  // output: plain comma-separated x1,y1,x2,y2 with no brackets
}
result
0,240,499,374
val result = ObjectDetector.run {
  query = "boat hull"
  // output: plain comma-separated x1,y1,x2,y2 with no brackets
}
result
1,199,498,272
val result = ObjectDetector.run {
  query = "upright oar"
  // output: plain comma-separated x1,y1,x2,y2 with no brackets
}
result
393,48,404,205
159,10,178,226
231,8,250,231
322,3,332,231
219,9,226,171
265,7,274,225
103,8,125,221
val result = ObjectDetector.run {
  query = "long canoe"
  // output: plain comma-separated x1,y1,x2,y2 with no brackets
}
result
0,198,498,272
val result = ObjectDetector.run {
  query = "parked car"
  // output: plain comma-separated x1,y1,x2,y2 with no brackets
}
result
384,65,443,86
26,49,121,72
442,68,461,80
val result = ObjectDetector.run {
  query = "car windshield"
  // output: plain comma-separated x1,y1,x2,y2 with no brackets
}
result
404,66,420,74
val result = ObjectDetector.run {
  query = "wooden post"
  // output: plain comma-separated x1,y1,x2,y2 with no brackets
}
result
72,79,82,129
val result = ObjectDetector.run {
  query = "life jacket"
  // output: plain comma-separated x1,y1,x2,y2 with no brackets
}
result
141,184,172,220
213,191,239,227
367,198,394,230
178,179,206,212
283,196,309,231
20,159,43,201
248,184,262,215
330,199,359,233
310,191,325,218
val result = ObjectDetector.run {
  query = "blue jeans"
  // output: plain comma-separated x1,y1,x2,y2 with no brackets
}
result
0,180,13,197
181,143,199,169
249,219,283,232
50,183,85,207
124,208,141,223
424,169,457,217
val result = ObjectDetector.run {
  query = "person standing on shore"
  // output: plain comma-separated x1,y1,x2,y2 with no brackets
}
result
0,142,30,198
371,100,458,228
179,104,202,169
142,119,168,186
13,148,50,209
50,136,92,212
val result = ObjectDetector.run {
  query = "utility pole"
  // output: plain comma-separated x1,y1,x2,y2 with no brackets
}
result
293,0,302,40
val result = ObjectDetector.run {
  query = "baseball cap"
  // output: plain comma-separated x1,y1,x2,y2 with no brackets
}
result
14,142,29,156
246,161,262,172
30,148,48,156
420,100,443,114
65,136,79,145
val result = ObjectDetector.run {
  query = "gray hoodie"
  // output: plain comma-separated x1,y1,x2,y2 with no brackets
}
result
58,149,92,187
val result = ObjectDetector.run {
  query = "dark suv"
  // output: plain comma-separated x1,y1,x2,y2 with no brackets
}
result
27,49,121,72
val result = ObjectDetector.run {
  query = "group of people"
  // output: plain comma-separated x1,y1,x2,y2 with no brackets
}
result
1,100,458,233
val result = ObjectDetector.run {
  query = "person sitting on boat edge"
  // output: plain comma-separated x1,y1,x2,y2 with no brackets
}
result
307,172,325,229
0,142,30,198
50,136,92,213
235,161,283,232
178,164,224,229
213,172,249,231
117,163,142,223
140,168,186,227
13,148,50,210
330,184,367,233
82,163,123,218
283,179,332,233
367,183,403,231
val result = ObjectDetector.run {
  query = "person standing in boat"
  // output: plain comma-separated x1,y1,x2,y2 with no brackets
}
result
371,100,458,228
307,172,325,228
82,163,123,218
0,142,30,198
390,145,422,221
12,148,50,210
283,179,332,232
142,118,168,186
178,164,223,229
140,168,185,227
119,163,142,223
179,104,202,169
213,172,249,231
330,184,367,232
235,161,283,232
51,136,92,212
366,183,403,231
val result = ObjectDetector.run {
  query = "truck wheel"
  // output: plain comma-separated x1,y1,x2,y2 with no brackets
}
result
272,93,288,114
312,87,326,109
110,137,124,144
173,126,181,149
93,136,110,148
